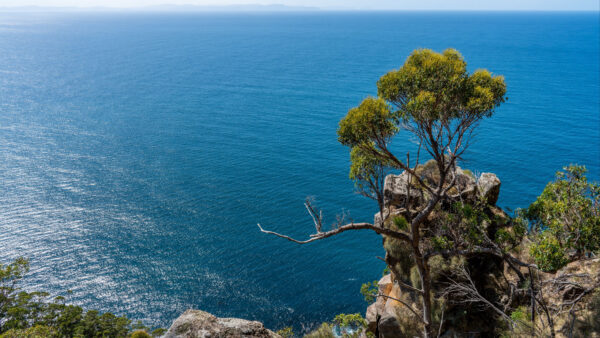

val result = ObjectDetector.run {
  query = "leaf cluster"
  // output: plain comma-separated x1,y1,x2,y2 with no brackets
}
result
338,49,506,151
359,281,378,304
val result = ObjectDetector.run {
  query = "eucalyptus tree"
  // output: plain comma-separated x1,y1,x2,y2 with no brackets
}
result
259,48,506,337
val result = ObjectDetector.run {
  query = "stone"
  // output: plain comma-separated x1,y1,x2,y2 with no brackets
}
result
477,173,501,205
383,284,402,314
377,312,403,338
378,274,393,296
164,310,280,338
365,302,380,333
383,173,424,208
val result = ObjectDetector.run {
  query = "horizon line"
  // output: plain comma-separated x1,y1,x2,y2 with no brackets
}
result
0,4,599,12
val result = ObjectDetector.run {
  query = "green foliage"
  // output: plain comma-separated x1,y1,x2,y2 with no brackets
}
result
150,328,166,337
377,49,505,123
504,306,538,337
450,202,490,247
333,314,366,338
337,49,505,170
130,330,152,338
495,210,527,251
303,322,334,338
510,306,530,322
431,236,452,251
304,314,366,338
276,326,294,338
0,258,160,337
527,165,600,266
0,324,56,338
529,235,568,272
333,313,367,329
462,169,475,178
348,145,392,202
338,97,397,148
392,215,408,230
360,281,378,304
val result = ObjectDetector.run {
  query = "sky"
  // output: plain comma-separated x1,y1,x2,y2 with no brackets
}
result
0,0,598,11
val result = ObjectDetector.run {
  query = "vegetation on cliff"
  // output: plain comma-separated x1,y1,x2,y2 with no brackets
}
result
0,258,164,337
527,165,600,272
260,48,599,337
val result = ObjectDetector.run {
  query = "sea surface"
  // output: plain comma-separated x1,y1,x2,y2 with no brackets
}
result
0,11,598,332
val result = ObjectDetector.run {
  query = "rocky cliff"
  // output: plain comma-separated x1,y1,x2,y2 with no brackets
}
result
164,310,280,338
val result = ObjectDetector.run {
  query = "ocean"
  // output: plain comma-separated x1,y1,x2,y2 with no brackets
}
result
0,11,598,332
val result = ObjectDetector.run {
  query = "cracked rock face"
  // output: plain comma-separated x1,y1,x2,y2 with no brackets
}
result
383,167,500,210
368,166,503,337
164,310,280,338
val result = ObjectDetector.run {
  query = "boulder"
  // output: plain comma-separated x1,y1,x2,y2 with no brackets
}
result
365,302,380,333
366,274,396,332
477,173,501,205
164,310,280,338
378,274,393,295
383,172,424,209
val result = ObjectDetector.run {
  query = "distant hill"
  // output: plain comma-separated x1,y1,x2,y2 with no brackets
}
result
0,4,320,12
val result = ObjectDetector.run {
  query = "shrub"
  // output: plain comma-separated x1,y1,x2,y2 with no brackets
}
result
527,165,600,261
0,325,56,338
529,235,568,272
0,257,161,337
303,322,334,338
130,330,152,338
276,326,294,338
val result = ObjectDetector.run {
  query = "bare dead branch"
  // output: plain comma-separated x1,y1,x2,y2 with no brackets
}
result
257,221,412,244
442,265,517,329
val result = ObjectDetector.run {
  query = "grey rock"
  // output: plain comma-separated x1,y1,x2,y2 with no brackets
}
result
383,173,424,208
164,310,280,338
477,173,501,205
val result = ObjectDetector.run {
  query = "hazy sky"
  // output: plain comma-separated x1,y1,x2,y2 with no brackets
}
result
2,0,599,10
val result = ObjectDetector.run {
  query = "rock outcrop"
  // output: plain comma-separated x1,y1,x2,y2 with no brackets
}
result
368,163,507,337
164,310,280,338
366,162,600,337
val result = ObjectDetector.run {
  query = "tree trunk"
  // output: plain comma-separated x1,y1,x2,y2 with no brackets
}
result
415,247,433,338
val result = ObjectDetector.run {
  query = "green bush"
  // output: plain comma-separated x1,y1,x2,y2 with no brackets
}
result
130,330,152,338
529,235,568,272
0,325,56,338
527,165,600,262
150,328,166,337
276,326,294,338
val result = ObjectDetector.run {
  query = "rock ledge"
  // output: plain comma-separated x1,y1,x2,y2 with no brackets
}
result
164,309,280,338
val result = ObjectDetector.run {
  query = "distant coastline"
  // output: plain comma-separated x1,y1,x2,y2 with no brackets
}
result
0,4,320,12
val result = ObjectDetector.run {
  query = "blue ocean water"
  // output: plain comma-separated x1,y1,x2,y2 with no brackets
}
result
0,11,598,332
